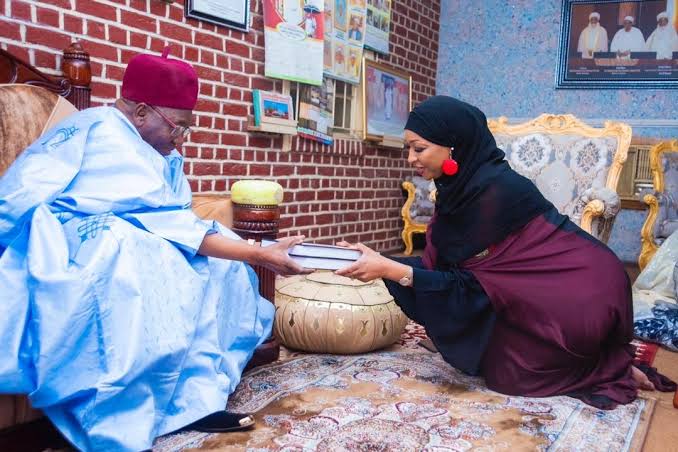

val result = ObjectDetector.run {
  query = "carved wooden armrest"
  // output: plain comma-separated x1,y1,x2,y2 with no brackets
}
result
579,187,620,237
639,193,661,270
401,180,416,223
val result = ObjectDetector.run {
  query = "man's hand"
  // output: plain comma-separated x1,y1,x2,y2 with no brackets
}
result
197,233,311,276
255,235,313,276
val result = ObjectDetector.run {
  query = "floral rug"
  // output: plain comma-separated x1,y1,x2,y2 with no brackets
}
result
153,351,654,452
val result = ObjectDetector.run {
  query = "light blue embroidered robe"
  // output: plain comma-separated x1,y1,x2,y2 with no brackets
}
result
0,107,274,451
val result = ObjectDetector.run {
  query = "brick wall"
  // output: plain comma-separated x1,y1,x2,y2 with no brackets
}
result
0,0,441,252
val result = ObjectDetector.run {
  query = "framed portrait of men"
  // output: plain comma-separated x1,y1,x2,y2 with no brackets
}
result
185,0,250,32
557,0,678,88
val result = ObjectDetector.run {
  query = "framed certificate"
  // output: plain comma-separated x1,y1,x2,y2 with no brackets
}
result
185,0,250,32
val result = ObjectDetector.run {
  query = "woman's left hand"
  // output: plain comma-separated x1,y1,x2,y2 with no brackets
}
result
334,241,393,282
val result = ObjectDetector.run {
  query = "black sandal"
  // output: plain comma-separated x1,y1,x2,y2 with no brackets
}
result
183,411,255,433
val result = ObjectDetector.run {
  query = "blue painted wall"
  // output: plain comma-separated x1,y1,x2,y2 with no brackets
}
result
436,0,677,262
436,0,678,138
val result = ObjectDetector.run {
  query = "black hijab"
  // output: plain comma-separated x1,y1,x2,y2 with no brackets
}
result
404,96,553,267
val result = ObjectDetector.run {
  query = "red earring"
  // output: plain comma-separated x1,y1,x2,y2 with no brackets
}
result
442,148,458,176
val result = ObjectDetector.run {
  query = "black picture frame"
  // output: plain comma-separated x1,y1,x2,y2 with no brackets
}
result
556,0,678,89
185,0,250,32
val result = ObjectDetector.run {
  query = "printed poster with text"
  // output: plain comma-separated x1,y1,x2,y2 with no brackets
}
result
323,0,367,84
263,0,325,85
297,77,335,144
364,0,391,54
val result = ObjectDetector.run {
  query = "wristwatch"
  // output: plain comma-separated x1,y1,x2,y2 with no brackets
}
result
398,267,413,287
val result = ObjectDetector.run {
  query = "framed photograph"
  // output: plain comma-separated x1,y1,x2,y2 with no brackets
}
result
362,59,412,142
185,0,250,32
252,90,297,134
557,0,678,89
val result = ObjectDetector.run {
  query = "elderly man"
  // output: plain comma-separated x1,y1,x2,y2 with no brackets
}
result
0,49,309,451
610,16,646,58
646,11,678,59
577,12,609,58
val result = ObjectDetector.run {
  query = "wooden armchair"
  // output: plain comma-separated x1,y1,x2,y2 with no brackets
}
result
401,176,436,255
488,114,632,243
0,44,279,438
638,140,678,270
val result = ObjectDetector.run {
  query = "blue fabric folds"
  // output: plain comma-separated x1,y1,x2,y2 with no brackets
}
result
0,107,273,451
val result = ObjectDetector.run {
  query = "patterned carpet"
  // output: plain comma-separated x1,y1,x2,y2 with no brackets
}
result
154,330,654,451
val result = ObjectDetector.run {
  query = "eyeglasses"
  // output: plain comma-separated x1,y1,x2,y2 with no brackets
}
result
148,104,191,139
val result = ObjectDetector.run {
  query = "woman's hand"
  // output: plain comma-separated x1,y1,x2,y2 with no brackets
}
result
334,241,409,282
257,236,313,276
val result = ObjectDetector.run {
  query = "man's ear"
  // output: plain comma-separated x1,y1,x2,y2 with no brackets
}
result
132,102,150,127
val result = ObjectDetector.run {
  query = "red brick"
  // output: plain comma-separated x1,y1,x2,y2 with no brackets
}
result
225,40,250,58
200,50,215,65
37,7,60,28
190,131,219,145
222,104,248,117
149,0,168,16
108,25,127,46
228,89,243,101
160,22,192,44
80,39,118,61
34,49,59,71
214,179,227,192
193,162,221,176
150,37,167,53
194,32,222,50
184,46,199,61
91,81,118,99
104,64,123,81
64,15,83,34
251,78,274,91
77,0,117,21
88,21,106,40
196,66,221,82
199,180,212,191
295,215,315,227
121,10,156,33
230,59,242,72
221,133,247,146
2,21,21,41
129,0,147,12
11,1,31,20
194,99,219,113
248,136,271,148
168,4,184,22
222,72,249,88
129,32,147,49
222,163,247,176
249,165,270,176
26,27,72,51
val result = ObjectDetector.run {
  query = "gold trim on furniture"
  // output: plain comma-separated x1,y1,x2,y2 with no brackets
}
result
638,140,678,270
401,180,428,255
487,114,632,238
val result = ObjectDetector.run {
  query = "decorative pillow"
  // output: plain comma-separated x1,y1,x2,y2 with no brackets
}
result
231,180,283,206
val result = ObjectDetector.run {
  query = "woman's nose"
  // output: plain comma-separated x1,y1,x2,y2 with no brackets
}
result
407,148,417,164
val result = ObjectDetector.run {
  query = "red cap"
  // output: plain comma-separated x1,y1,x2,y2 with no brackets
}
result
121,47,198,110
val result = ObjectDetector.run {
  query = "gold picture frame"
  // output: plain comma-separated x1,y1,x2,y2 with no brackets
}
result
361,58,412,145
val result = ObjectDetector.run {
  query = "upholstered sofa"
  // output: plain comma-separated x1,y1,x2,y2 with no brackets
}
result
488,114,632,243
0,45,280,438
639,140,678,270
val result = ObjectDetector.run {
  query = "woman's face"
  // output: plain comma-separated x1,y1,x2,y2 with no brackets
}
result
404,130,451,180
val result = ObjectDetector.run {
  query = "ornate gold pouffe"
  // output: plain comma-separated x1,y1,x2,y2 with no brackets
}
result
274,271,409,354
